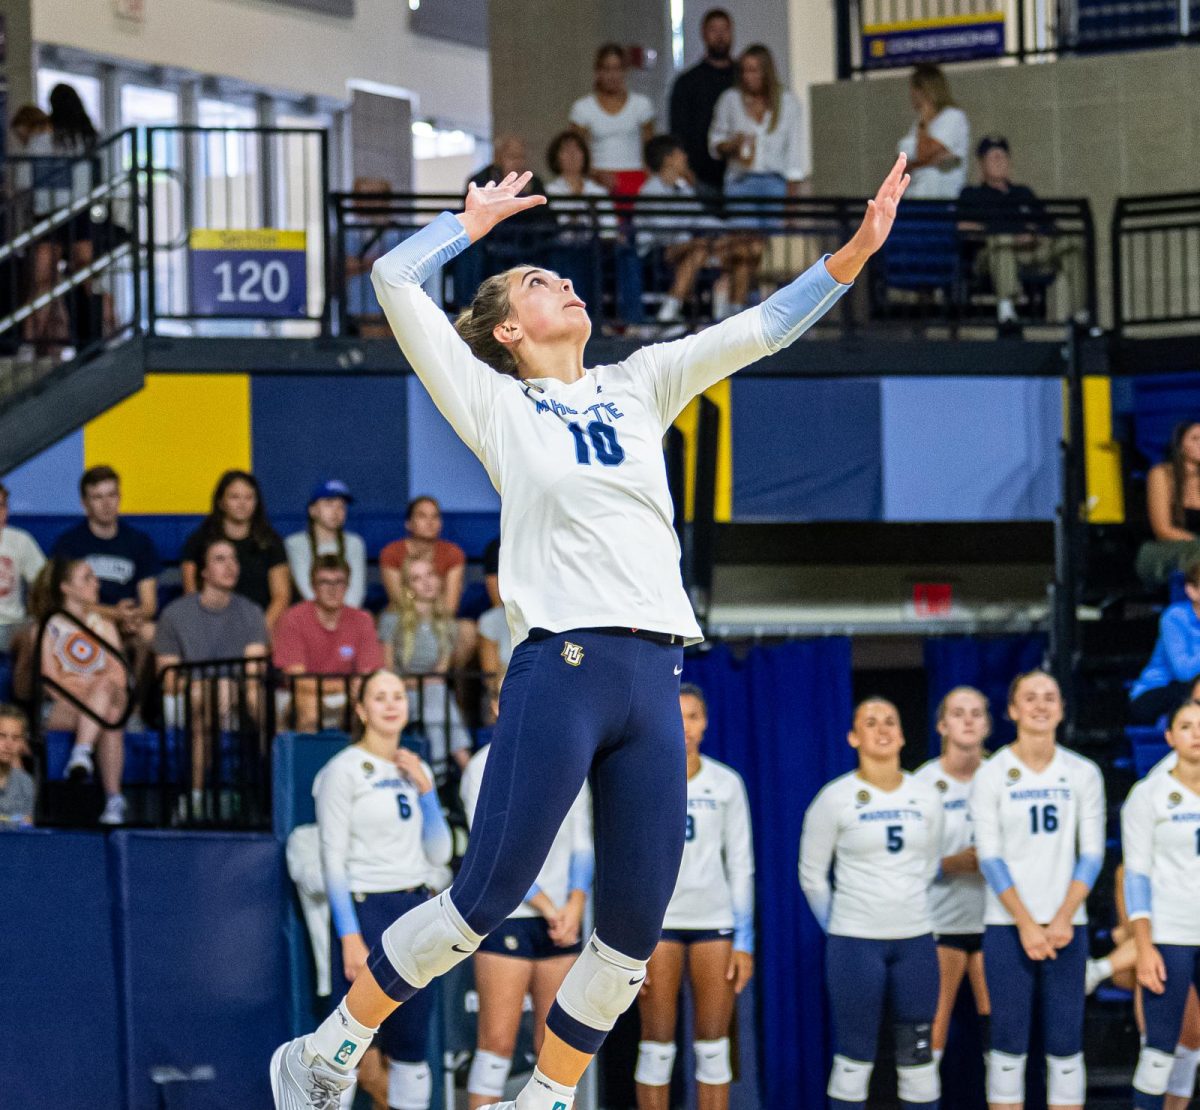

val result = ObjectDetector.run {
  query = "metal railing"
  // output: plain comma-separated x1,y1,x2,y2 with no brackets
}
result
1111,191,1200,337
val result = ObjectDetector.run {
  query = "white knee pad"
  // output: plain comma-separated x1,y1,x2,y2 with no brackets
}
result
1168,1045,1200,1098
387,1060,432,1110
986,1050,1027,1104
694,1038,733,1086
554,933,648,1035
634,1041,677,1086
1045,1052,1085,1106
467,1050,512,1099
379,891,482,991
828,1055,874,1103
897,1062,940,1105
1134,1047,1176,1098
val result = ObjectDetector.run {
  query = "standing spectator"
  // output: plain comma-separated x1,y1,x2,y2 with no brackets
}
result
285,479,367,610
897,64,970,199
0,704,35,826
180,470,291,632
569,44,657,195
274,555,383,732
380,496,466,619
0,480,46,652
52,465,159,657
1138,421,1200,587
1130,558,1200,724
668,8,737,195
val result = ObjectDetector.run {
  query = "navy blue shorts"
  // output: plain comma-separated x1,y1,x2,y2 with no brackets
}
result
1143,944,1200,1054
478,916,584,961
660,928,734,946
935,932,983,954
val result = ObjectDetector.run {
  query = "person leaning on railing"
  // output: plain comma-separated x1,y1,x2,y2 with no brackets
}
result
1137,421,1200,588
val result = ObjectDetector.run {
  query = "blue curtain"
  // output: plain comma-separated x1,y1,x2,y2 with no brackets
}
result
683,638,855,1110
924,634,1048,750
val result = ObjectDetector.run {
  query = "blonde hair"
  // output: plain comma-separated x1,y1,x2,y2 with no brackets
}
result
911,63,955,112
935,686,991,749
387,557,457,672
454,267,528,378
739,45,783,133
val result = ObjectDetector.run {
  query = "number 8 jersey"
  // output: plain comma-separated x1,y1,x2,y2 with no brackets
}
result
968,745,1105,928
799,771,943,939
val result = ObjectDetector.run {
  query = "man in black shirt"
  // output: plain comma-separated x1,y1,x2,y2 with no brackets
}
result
668,8,736,195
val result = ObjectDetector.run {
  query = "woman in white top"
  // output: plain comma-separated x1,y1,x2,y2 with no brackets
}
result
1124,699,1200,1110
969,670,1105,1110
544,131,615,245
913,686,991,1064
568,44,656,195
285,479,367,610
896,64,970,200
800,698,944,1110
636,684,754,1110
314,670,452,1110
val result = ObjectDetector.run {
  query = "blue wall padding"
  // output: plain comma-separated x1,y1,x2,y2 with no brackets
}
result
273,732,349,840
407,377,500,513
1,429,85,513
0,830,125,1109
1124,372,1200,463
110,830,290,1110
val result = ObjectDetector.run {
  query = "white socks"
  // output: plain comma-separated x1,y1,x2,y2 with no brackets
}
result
1084,956,1113,995
309,1000,379,1073
514,1066,576,1110
997,298,1018,324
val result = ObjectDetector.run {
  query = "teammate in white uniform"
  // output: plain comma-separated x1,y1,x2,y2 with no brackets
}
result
272,159,912,1110
461,728,593,1110
1125,699,1200,1110
969,670,1105,1110
800,698,944,1110
636,684,754,1110
314,670,452,1110
913,686,991,1064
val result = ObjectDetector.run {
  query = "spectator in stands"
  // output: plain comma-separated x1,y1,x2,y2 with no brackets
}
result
1129,558,1200,723
545,131,612,235
668,8,737,195
1138,421,1200,587
25,558,129,824
569,43,657,195
0,704,35,826
0,481,46,653
380,496,466,622
378,556,472,772
896,64,970,199
468,135,546,204
181,470,290,632
52,466,159,663
7,105,52,207
285,479,367,610
273,555,383,731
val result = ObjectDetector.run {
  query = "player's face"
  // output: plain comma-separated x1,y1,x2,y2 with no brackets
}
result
503,268,592,349
407,498,442,541
679,693,707,752
82,479,120,527
937,690,989,751
357,672,409,735
203,542,240,591
849,700,905,760
63,561,100,606
220,479,257,525
702,16,733,59
1167,703,1200,764
311,496,347,532
1008,674,1063,736
0,716,26,767
404,559,442,603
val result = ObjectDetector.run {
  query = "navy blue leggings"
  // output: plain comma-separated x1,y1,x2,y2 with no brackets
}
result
1144,945,1200,1053
984,924,1087,1058
451,628,687,957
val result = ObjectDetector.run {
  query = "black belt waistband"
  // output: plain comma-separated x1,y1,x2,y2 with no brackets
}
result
530,626,683,646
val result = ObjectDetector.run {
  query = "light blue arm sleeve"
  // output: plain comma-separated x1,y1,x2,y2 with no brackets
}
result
524,883,542,902
419,791,453,867
327,881,360,939
1072,853,1103,890
1124,870,1152,919
758,258,853,352
979,857,1015,897
374,211,470,288
568,850,595,894
733,909,755,953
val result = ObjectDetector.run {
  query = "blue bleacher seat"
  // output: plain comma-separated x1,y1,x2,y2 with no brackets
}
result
878,207,962,299
1134,741,1171,777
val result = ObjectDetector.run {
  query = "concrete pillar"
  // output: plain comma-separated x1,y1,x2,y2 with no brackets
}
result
350,89,412,191
1,0,37,128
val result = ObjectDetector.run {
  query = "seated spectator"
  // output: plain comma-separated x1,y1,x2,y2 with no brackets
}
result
0,480,46,652
1137,421,1200,587
467,135,546,210
545,130,613,237
181,470,290,632
378,556,472,773
570,43,656,195
273,556,383,731
285,479,367,609
1130,558,1200,723
896,64,970,199
51,466,159,669
958,137,1080,330
0,703,35,826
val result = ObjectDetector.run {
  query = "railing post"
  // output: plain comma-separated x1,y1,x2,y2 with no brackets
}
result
145,127,159,336
836,0,854,78
1109,200,1124,341
320,128,333,337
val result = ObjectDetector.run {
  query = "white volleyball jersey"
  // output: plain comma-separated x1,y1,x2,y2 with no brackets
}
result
969,745,1105,927
372,213,850,648
799,771,942,940
314,745,451,937
662,756,755,950
1122,770,1200,945
461,743,593,920
914,758,986,935
1151,750,1179,776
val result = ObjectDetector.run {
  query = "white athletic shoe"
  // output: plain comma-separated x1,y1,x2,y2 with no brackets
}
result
270,1037,354,1110
99,795,128,826
477,1103,517,1110
66,744,94,780
1084,958,1110,996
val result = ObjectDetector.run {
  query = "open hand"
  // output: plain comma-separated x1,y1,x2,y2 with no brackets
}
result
458,171,547,244
854,154,911,256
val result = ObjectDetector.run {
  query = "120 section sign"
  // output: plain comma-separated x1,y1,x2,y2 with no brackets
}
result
189,229,308,317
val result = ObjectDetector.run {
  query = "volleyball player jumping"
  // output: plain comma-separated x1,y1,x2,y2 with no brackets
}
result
271,155,911,1110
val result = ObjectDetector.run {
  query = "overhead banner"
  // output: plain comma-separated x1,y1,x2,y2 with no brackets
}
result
188,228,308,318
862,12,1005,68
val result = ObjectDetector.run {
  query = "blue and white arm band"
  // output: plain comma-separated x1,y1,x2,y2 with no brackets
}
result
419,791,453,866
759,258,852,352
979,857,1015,897
1124,870,1152,920
374,211,469,288
568,850,594,894
732,908,755,953
1072,853,1103,890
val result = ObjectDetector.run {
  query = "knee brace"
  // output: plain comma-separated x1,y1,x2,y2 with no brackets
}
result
1134,1046,1176,1098
549,933,648,1052
1168,1044,1200,1099
467,1050,512,1099
634,1041,676,1087
987,1050,1027,1104
372,891,482,1002
1046,1052,1086,1106
894,1023,937,1105
694,1038,732,1086
828,1055,874,1103
387,1060,432,1110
